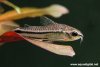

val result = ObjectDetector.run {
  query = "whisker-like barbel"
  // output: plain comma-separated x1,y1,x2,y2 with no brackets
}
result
80,35,83,45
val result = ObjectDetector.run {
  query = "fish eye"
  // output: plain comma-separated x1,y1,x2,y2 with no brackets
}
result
71,32,78,36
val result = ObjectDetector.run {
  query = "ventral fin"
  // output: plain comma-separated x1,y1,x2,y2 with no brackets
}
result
40,16,57,25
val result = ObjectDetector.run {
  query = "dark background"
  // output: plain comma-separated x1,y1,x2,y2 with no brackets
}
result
0,0,100,67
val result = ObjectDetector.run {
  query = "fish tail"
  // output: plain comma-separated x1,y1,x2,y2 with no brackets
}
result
0,21,19,36
44,4,69,18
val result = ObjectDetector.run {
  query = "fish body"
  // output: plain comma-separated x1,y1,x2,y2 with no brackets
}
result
14,17,83,42
14,23,70,41
15,32,68,42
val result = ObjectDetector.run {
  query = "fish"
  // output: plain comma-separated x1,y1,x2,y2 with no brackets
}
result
0,0,21,13
0,4,69,22
14,16,83,42
0,17,83,57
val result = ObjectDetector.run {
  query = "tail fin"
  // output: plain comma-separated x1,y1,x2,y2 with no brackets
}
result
45,4,69,18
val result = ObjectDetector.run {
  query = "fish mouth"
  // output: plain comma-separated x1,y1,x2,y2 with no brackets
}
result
24,37,76,57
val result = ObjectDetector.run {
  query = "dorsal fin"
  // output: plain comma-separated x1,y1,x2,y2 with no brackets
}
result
40,16,57,25
24,24,30,27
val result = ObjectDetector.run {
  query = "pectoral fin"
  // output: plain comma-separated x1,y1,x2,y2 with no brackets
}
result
23,37,75,57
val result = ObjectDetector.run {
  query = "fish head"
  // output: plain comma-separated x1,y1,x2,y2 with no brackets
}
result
61,24,83,42
40,16,83,42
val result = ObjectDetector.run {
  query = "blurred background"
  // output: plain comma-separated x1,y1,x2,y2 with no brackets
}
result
0,0,100,67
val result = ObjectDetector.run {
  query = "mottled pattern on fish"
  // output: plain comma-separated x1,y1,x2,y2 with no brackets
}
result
17,32,69,41
15,23,75,33
14,16,83,42
14,16,76,33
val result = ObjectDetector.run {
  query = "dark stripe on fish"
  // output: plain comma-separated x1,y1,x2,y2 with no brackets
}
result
15,30,63,34
24,36,48,40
